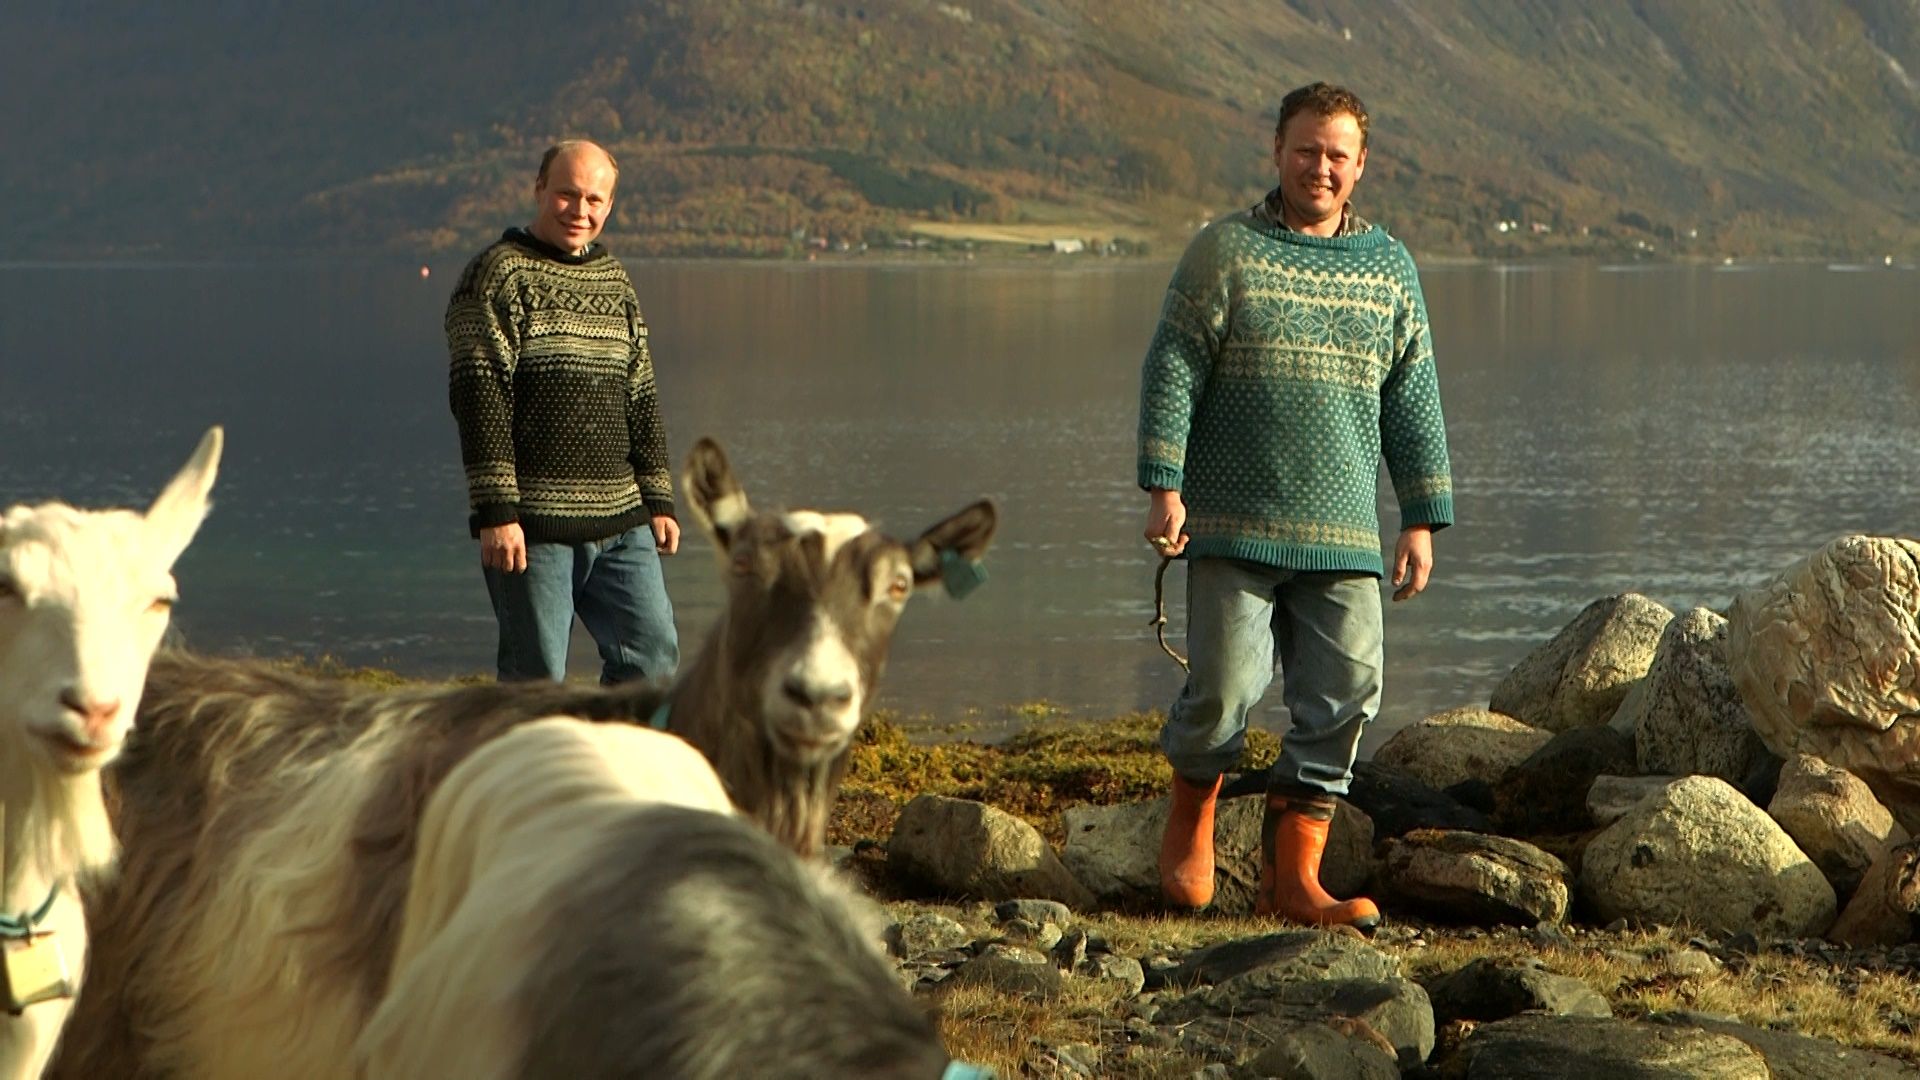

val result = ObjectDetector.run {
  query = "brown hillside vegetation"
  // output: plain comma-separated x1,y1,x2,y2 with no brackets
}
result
5,0,1917,259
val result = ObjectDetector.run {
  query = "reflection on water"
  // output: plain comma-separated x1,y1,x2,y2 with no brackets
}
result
2,259,1916,751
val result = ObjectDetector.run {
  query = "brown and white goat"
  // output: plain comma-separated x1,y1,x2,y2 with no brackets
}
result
52,437,995,1080
0,428,219,1080
355,717,952,1080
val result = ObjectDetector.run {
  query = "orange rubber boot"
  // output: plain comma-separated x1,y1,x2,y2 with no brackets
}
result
1255,793,1380,932
1158,772,1224,909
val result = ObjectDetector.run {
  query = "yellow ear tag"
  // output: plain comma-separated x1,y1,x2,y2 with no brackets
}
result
3,934,72,1015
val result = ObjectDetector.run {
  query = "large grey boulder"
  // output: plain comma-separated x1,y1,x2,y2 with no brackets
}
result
1588,774,1684,827
888,795,1095,909
1241,1021,1403,1080
1058,792,1370,914
1767,753,1910,901
1649,1011,1920,1079
1439,1014,1770,1079
1491,593,1675,732
1143,928,1400,991
1580,775,1836,938
1622,607,1773,784
1346,761,1495,838
1494,725,1637,834
1371,707,1549,793
1421,957,1611,1026
1726,535,1920,832
1381,831,1572,926
1160,977,1435,1072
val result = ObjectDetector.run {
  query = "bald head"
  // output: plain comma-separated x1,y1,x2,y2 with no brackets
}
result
530,141,619,254
537,140,619,187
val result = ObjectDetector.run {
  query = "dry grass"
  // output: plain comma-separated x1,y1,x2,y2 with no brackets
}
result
842,712,1920,1076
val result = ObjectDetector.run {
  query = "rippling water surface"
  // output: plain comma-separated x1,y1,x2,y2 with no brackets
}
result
3,258,1916,750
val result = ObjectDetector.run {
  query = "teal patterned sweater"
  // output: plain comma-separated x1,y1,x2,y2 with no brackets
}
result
1137,206,1453,576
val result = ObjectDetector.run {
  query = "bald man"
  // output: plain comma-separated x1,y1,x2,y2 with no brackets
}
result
447,140,681,684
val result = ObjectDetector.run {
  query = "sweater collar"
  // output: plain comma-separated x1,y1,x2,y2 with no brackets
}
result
1253,188,1371,239
503,227,608,265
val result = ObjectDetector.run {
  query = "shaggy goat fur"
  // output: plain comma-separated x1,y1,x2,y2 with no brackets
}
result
53,437,994,1079
356,719,949,1080
0,427,219,1080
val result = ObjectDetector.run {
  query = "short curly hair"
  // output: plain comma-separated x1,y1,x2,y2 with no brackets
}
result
1275,82,1370,149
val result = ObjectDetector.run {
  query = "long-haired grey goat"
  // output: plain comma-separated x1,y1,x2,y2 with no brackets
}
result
52,437,994,1080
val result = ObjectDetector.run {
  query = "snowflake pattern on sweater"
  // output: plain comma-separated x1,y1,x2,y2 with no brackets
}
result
1137,204,1453,576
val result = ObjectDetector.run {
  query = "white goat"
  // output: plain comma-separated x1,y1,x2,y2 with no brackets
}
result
53,436,994,1079
356,718,952,1080
0,428,220,1079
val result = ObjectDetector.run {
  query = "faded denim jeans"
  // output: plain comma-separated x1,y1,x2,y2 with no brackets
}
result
483,525,679,685
1160,558,1384,796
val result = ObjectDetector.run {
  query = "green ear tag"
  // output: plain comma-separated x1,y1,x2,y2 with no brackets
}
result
940,549,988,600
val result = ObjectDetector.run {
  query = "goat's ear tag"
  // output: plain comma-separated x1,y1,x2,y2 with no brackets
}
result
3,934,72,1015
939,549,988,600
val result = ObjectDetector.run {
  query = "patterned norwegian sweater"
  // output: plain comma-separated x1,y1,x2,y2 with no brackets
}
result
447,229,674,544
1136,204,1453,576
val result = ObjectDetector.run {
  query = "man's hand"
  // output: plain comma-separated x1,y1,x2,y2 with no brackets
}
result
480,522,527,573
1392,524,1434,602
1144,488,1189,556
652,515,681,556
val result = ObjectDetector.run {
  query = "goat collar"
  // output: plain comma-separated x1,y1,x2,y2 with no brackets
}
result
648,700,673,732
0,882,60,940
942,1062,996,1080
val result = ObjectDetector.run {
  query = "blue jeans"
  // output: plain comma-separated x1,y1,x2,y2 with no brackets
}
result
482,526,679,685
1160,559,1384,796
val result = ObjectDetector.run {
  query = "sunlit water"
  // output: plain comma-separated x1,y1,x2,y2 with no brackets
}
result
3,257,1915,752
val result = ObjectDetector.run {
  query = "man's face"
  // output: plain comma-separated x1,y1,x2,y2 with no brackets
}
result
530,149,617,252
1273,111,1367,236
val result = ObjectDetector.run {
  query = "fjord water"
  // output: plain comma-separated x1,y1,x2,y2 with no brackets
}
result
2,258,1915,750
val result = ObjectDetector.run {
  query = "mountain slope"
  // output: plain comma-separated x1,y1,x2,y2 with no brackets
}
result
3,0,1915,258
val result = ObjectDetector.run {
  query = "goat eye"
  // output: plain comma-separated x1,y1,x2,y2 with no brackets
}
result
730,554,755,577
885,574,911,602
149,595,177,614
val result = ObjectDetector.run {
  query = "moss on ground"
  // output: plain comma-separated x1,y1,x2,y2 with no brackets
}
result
835,709,1278,847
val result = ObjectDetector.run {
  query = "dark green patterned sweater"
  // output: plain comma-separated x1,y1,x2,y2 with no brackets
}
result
1136,205,1453,576
447,229,674,543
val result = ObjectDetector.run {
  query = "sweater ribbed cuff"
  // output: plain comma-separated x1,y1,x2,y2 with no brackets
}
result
1398,493,1454,531
642,497,677,522
1138,462,1184,492
471,502,519,530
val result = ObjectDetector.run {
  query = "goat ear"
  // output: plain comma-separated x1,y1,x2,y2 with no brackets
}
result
909,499,998,585
145,426,223,568
681,437,752,548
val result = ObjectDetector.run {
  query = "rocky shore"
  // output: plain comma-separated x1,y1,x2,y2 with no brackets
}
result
834,534,1920,1077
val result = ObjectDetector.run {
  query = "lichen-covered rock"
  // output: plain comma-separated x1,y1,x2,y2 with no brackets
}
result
1372,707,1549,794
1726,535,1920,832
1768,754,1909,901
1826,839,1920,948
889,794,1095,908
1491,593,1675,732
1622,607,1772,784
1382,831,1572,926
1580,776,1835,938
